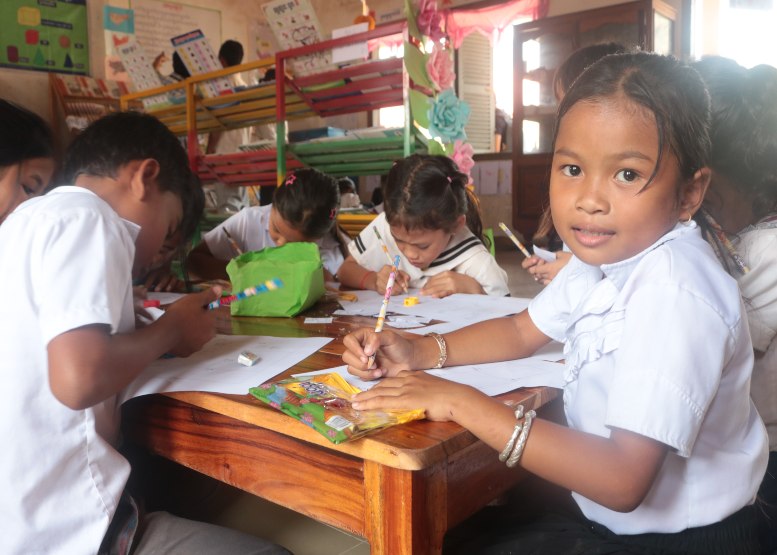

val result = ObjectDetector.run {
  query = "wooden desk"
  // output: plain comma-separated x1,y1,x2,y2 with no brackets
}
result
122,297,560,554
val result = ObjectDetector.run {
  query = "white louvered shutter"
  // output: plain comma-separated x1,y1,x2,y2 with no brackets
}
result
457,32,494,153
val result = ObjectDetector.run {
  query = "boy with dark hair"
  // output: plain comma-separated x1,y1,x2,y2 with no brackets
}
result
218,39,244,68
0,111,290,554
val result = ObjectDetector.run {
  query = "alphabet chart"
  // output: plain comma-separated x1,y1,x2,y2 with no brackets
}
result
171,29,233,98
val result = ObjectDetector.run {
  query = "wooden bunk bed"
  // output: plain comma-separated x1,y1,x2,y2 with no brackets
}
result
119,57,310,188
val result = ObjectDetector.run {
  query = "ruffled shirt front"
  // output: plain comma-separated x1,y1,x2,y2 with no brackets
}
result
529,222,767,535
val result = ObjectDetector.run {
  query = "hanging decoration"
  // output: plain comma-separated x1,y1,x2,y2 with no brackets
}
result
404,0,474,181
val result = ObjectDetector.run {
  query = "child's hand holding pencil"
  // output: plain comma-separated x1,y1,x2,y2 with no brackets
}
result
375,264,410,295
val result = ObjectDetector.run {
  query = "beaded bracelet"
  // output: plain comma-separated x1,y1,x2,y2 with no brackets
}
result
425,332,448,369
498,405,525,462
506,409,536,468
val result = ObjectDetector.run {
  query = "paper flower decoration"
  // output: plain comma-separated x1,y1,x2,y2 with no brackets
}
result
428,89,470,143
416,0,445,42
426,44,455,92
451,140,474,179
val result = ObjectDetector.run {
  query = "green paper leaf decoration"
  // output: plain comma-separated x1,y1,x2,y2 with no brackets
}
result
409,88,431,129
404,0,423,42
428,139,447,156
404,41,433,90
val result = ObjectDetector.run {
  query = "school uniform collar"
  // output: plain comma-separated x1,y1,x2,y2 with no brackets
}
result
599,221,696,290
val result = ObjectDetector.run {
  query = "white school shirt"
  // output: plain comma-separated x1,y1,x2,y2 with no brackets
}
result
528,221,768,535
735,220,777,451
348,212,509,296
203,204,344,276
0,187,136,554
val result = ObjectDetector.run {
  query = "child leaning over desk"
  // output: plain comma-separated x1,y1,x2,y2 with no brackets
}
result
342,52,768,554
187,167,345,281
0,112,290,555
337,153,509,298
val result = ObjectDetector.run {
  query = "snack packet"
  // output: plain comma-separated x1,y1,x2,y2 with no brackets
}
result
249,373,424,444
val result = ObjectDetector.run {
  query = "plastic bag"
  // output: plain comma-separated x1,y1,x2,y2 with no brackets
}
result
226,242,324,317
249,373,425,443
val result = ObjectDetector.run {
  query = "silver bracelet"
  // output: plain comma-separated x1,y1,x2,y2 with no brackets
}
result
506,409,536,468
425,332,448,369
498,405,525,462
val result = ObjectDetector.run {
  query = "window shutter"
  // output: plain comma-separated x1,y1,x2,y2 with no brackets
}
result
457,32,494,153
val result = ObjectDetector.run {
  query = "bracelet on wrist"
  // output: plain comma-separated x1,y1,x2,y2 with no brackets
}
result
425,332,448,369
498,405,525,462
358,271,375,290
505,409,536,468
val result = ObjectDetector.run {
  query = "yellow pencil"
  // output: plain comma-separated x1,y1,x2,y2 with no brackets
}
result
498,222,532,258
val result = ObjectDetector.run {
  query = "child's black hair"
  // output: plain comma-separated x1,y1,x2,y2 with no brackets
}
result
0,99,54,166
553,43,628,100
555,52,711,190
218,40,244,68
383,153,487,246
61,111,203,242
693,56,777,220
272,167,339,239
172,52,190,80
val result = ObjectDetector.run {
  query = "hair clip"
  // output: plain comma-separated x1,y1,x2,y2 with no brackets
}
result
284,174,297,186
329,208,337,220
446,176,452,184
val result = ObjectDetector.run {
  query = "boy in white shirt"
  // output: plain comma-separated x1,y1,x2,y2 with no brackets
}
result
0,111,290,555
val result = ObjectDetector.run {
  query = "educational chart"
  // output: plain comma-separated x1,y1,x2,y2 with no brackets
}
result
115,36,170,109
262,0,330,76
130,0,221,80
171,29,233,97
103,6,134,82
0,0,88,74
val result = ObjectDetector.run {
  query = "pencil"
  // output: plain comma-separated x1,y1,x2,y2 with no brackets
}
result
207,278,283,310
373,227,407,291
498,222,532,258
223,228,244,256
367,255,400,367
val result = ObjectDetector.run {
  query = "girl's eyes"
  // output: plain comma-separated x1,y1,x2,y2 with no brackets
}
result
614,169,640,184
21,184,35,196
560,164,582,177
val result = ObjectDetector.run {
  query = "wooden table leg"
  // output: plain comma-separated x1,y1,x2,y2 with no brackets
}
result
364,460,448,555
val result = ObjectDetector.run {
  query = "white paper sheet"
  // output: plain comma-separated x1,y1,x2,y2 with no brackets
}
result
120,334,333,402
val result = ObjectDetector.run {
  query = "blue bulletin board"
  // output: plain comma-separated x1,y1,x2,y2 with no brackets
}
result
0,0,89,74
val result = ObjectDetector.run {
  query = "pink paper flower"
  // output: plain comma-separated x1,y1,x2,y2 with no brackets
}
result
416,0,445,42
451,140,475,180
426,44,455,91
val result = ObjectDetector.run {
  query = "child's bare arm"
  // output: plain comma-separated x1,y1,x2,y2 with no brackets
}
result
421,271,484,298
337,254,377,290
352,369,668,513
47,287,219,410
186,241,228,280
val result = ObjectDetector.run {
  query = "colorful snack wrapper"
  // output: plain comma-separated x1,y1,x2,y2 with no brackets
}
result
249,373,424,444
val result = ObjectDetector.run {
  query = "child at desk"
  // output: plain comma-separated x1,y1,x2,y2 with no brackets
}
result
691,56,777,553
342,53,768,553
337,154,509,298
0,98,55,224
0,112,290,555
188,167,345,281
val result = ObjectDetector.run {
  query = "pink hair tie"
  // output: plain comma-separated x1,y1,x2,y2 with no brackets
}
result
284,174,297,186
446,176,452,184
329,208,337,220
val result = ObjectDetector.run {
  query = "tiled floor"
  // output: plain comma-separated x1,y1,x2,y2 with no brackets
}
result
163,239,543,555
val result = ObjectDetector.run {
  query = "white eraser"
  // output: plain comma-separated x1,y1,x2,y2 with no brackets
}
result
237,351,259,366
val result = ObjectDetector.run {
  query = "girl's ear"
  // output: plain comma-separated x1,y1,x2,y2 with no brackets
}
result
452,214,466,232
129,158,161,201
679,167,711,221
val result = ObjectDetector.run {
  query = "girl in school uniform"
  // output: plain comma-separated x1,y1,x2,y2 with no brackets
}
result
692,56,777,553
342,52,768,554
0,99,55,224
337,154,509,298
188,167,345,281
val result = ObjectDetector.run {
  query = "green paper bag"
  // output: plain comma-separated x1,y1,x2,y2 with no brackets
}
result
226,242,324,317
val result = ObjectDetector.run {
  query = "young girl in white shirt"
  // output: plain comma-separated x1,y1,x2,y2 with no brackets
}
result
692,56,777,554
188,167,344,281
337,154,509,298
342,52,768,554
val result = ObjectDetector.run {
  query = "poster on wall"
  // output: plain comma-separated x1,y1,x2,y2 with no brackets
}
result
262,0,330,76
130,0,221,80
0,0,88,74
104,6,134,82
